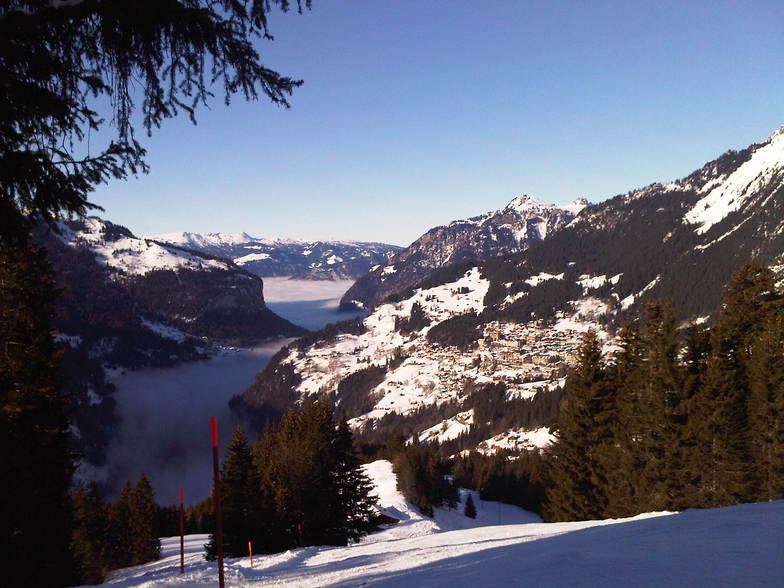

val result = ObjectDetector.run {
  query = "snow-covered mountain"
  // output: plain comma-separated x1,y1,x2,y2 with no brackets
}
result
152,231,403,280
340,195,587,311
35,217,304,468
91,460,782,587
236,126,784,453
47,217,304,344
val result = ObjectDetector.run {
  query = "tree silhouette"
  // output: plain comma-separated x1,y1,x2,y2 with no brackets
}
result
1,3,313,583
1,0,311,242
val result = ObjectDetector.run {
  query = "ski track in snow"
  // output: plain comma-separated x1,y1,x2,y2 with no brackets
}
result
91,461,784,588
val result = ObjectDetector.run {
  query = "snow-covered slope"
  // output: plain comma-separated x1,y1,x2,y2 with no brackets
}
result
684,125,784,234
58,218,233,276
152,231,402,280
239,264,599,449
340,195,587,310
48,217,304,345
89,461,783,587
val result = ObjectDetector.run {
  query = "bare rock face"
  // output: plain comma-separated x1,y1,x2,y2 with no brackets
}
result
340,195,587,310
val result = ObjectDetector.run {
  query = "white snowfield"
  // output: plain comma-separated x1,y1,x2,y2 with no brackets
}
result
685,125,784,235
92,460,784,588
59,218,234,276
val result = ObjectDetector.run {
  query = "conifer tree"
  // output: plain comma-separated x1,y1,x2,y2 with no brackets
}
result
674,324,712,509
748,314,784,501
71,481,109,585
0,243,76,586
464,494,477,519
545,331,613,521
251,400,376,552
206,428,265,559
127,474,161,565
638,303,682,511
704,262,781,504
104,482,135,570
332,420,377,543
602,325,645,518
393,440,457,517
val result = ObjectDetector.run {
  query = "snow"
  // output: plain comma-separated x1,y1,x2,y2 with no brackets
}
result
561,197,589,215
684,126,784,234
53,333,82,348
620,276,660,310
290,267,490,411
63,219,231,276
694,216,751,251
525,272,564,287
472,426,554,454
139,319,188,343
91,460,784,588
553,297,610,333
153,231,271,248
578,274,607,290
325,254,344,265
234,252,272,264
414,410,474,444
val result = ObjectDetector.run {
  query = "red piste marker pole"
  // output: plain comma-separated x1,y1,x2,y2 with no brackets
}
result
179,487,185,574
248,541,253,568
211,416,225,588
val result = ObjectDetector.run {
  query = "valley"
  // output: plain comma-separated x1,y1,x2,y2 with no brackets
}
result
5,6,782,587
91,279,366,505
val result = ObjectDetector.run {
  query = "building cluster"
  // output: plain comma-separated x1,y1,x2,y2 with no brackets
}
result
474,320,582,380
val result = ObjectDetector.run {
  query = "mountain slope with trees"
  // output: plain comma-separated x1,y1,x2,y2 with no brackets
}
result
236,126,784,456
340,195,587,311
545,262,784,521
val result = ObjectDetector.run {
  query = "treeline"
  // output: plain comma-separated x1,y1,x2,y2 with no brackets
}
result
357,262,783,522
391,441,458,516
453,450,549,514
202,401,376,558
437,383,564,458
394,301,431,334
545,262,784,521
71,475,160,585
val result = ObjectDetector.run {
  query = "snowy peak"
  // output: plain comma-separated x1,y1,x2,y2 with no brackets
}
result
684,125,784,234
58,217,234,276
341,194,582,310
503,194,558,215
563,197,589,215
151,231,402,281
502,195,588,217
154,230,270,249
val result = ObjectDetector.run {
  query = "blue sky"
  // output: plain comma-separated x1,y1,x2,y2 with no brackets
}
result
90,0,784,246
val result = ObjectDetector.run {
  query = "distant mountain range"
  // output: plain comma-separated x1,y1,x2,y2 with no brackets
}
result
235,125,784,453
152,231,403,280
340,195,588,310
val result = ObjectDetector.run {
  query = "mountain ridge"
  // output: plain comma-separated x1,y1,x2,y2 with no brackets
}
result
236,125,784,452
151,231,403,281
340,195,588,311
